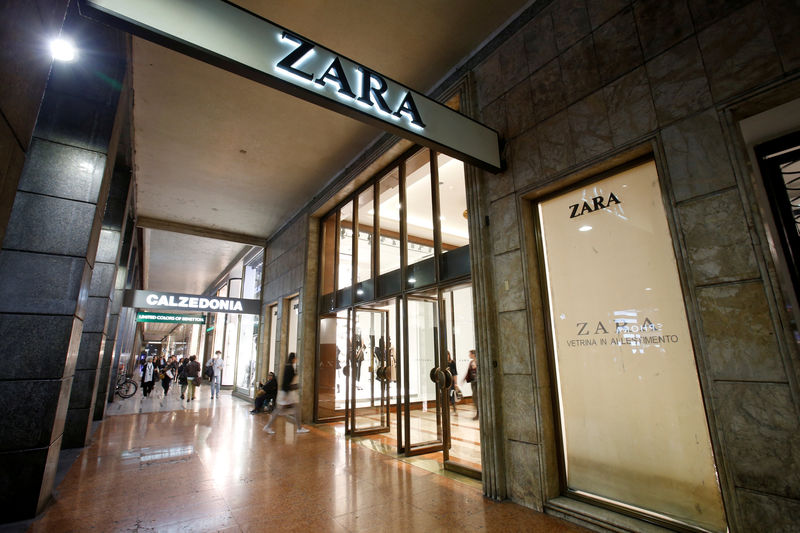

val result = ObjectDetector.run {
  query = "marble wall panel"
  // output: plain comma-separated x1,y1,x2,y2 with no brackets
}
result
492,250,527,313
489,195,520,256
506,440,544,510
662,109,735,202
697,1,782,102
0,445,49,520
0,380,62,451
0,314,74,380
567,91,613,161
559,36,601,105
551,0,591,52
603,67,657,147
736,488,800,532
498,311,532,375
697,282,786,381
502,374,539,443
646,38,713,125
587,0,630,29
3,193,95,256
480,96,507,137
68,369,96,409
688,0,751,29
593,7,643,86
63,407,91,448
18,139,106,202
0,251,84,315
677,189,760,284
499,32,530,91
76,331,103,371
35,96,116,154
89,262,116,298
535,111,575,177
95,228,120,263
714,382,800,499
522,9,558,73
763,0,800,72
510,129,544,192
83,296,109,334
475,50,504,110
483,166,515,204
505,80,535,139
529,59,566,124
633,0,694,59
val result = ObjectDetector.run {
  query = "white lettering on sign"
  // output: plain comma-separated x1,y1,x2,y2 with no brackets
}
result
144,293,244,312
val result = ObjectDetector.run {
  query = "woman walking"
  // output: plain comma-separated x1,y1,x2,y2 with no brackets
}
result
161,355,178,397
262,353,309,434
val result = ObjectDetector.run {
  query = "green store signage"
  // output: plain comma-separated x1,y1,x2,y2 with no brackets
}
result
136,312,206,324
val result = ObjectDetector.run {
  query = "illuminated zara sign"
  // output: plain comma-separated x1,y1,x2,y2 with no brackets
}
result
124,290,261,315
78,0,501,171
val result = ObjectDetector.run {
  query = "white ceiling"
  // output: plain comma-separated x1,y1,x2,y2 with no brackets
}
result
132,0,532,296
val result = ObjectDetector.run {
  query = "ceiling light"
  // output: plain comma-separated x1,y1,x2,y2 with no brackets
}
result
50,38,77,62
578,225,592,232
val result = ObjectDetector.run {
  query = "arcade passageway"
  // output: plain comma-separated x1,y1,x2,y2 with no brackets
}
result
24,393,588,533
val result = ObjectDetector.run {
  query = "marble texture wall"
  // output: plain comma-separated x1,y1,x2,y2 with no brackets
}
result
469,0,800,530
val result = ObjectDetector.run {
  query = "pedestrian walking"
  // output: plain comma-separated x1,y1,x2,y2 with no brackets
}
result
263,353,309,434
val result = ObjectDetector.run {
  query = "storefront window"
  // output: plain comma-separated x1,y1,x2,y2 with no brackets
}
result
437,154,470,280
222,278,241,387
338,201,354,307
538,161,726,532
356,187,374,302
378,168,401,294
317,310,348,420
405,149,435,289
236,253,262,396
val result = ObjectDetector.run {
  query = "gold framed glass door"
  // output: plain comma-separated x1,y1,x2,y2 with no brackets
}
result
402,291,445,455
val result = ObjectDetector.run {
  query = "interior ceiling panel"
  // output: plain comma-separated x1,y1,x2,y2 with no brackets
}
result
133,0,532,293
145,229,250,295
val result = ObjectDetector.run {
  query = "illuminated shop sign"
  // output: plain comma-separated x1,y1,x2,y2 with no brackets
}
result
124,290,261,315
136,312,206,324
78,0,502,171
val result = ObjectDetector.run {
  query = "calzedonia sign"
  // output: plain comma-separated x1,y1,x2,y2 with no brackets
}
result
78,0,502,171
136,312,206,325
124,290,261,315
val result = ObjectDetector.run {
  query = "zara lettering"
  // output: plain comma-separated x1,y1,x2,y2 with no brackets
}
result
276,32,426,128
568,192,621,219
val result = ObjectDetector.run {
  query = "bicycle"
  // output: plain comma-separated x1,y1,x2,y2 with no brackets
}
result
115,372,138,399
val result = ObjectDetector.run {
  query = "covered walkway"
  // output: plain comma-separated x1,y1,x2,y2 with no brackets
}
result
24,393,588,532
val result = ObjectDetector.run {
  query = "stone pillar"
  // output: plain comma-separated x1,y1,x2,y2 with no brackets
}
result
0,4,126,520
99,212,137,411
64,164,132,447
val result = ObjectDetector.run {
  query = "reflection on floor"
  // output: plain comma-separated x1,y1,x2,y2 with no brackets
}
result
28,391,589,532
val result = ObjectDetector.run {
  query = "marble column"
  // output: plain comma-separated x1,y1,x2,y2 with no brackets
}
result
0,4,126,520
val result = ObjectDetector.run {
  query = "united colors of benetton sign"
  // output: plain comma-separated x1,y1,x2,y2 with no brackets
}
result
136,312,206,324
78,0,502,171
124,290,261,315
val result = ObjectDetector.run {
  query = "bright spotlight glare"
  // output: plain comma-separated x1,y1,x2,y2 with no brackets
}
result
51,38,76,62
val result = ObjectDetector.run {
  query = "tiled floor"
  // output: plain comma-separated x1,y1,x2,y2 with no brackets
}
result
27,391,589,532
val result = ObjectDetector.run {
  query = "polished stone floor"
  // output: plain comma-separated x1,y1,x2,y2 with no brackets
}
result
27,391,589,532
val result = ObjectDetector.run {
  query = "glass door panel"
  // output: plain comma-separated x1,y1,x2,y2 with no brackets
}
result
441,285,481,476
350,305,393,435
317,310,348,420
403,292,444,455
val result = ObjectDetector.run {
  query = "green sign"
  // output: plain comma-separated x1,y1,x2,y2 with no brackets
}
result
136,312,206,324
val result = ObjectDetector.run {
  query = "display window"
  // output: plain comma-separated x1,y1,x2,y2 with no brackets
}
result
537,160,726,532
235,253,263,396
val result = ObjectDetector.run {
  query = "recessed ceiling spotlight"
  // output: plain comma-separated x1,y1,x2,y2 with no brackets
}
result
50,38,77,62
239,149,247,154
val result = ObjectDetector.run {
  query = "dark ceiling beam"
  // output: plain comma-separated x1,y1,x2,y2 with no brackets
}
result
136,216,266,247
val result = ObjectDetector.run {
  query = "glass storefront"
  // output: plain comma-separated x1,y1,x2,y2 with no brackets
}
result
315,139,481,475
537,160,725,532
235,253,263,396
